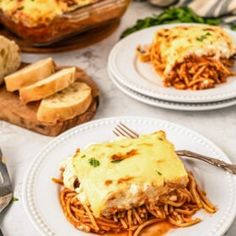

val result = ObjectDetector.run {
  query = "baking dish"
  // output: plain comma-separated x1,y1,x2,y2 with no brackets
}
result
0,0,130,45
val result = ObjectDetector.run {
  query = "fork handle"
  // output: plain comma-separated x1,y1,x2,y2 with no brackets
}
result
176,150,236,175
0,162,12,187
0,148,2,162
0,229,4,236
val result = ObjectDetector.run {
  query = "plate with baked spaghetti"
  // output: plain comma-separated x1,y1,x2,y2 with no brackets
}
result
22,117,236,236
108,23,236,103
109,69,236,111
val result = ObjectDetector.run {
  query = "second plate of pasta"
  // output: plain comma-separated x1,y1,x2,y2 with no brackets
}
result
108,23,236,103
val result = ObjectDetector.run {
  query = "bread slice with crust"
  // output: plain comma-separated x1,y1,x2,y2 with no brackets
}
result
0,36,21,85
37,82,92,123
19,67,76,104
5,57,55,91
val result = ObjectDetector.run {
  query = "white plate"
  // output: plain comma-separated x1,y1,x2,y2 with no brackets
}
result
109,69,236,111
22,117,236,236
108,23,236,103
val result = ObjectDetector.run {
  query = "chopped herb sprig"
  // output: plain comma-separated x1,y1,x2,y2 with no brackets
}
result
111,160,122,163
12,197,19,202
88,158,100,167
121,7,222,38
156,170,162,176
196,32,212,42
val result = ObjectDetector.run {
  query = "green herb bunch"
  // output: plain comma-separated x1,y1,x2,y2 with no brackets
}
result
121,7,223,38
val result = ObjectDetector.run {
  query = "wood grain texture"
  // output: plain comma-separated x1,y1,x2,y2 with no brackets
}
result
0,66,99,136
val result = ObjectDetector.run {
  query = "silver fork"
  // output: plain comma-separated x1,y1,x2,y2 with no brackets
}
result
113,122,236,175
0,149,13,236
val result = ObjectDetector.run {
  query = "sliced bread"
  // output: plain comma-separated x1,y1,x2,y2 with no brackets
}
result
5,57,55,92
0,36,21,85
19,67,76,104
37,82,92,123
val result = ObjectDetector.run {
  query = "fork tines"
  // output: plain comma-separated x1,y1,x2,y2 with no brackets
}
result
113,122,139,138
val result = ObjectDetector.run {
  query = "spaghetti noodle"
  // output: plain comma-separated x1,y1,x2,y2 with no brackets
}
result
53,172,216,235
137,25,236,90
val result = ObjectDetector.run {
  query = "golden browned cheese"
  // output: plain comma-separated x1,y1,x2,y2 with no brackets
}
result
63,131,188,217
154,25,236,76
0,0,96,27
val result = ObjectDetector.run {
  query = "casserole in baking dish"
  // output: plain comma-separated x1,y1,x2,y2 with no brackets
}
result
0,0,130,45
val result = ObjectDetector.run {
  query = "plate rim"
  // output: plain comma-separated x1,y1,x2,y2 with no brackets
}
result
22,116,236,236
108,69,236,111
108,23,236,103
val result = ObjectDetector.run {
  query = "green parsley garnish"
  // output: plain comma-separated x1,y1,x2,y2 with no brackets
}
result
12,197,19,202
81,154,86,158
196,32,212,42
231,24,236,31
121,7,222,39
156,170,162,176
88,158,100,167
111,160,122,163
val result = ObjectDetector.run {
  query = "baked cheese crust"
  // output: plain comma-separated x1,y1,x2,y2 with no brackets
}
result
62,131,188,217
155,25,236,76
0,0,96,27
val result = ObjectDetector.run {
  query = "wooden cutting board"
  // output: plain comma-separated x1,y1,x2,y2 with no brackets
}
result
0,66,99,136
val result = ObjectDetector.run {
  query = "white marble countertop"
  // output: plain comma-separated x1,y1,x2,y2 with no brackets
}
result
0,2,236,236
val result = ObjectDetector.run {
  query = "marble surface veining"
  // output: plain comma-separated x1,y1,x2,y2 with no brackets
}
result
0,2,236,236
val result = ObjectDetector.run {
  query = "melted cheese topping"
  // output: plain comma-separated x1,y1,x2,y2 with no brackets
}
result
63,131,188,217
154,25,236,75
0,0,94,27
